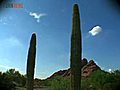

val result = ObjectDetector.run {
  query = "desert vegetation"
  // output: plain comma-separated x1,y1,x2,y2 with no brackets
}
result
0,3,120,90
47,70,120,90
0,69,26,90
0,69,120,90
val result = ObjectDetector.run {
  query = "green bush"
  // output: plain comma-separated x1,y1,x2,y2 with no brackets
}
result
82,70,120,90
0,69,26,90
48,76,70,90
0,72,15,90
47,70,120,90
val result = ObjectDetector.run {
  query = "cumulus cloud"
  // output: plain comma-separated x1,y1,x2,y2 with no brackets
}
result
89,26,102,36
29,12,46,23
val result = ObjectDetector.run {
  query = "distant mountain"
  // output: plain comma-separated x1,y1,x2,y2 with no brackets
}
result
47,58,101,79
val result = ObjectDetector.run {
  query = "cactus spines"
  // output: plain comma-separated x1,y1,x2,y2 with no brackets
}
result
26,33,36,90
70,4,82,90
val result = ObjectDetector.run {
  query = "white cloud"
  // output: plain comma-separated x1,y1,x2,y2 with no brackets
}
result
7,37,22,46
0,16,12,25
0,37,22,47
89,26,102,36
29,12,46,23
108,69,112,72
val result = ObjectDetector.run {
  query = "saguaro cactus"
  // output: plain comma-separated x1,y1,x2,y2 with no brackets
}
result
26,33,36,90
70,4,82,90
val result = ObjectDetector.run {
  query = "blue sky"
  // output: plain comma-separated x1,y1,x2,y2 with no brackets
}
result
0,0,120,79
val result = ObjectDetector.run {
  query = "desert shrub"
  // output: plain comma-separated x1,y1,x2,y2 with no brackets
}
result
0,72,15,90
48,76,70,90
86,70,120,90
47,70,120,90
0,69,26,90
81,78,97,90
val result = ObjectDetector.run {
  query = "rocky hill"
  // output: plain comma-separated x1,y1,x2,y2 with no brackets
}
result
47,58,101,79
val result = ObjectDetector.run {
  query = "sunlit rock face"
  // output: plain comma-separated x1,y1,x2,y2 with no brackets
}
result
82,60,101,78
47,58,101,79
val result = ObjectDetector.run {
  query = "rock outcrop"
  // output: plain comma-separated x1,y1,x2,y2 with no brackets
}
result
47,70,67,79
47,58,101,79
82,60,101,78
81,58,88,68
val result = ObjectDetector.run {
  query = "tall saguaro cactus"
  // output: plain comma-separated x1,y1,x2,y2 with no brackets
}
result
70,4,82,90
26,33,36,90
